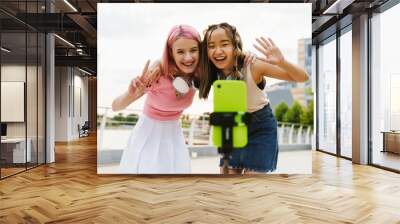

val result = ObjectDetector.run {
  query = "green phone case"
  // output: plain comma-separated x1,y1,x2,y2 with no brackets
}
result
212,80,248,148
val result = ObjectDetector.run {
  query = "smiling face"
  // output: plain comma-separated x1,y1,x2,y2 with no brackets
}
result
171,37,199,75
207,28,235,75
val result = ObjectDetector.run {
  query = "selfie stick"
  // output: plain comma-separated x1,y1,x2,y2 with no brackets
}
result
209,112,251,174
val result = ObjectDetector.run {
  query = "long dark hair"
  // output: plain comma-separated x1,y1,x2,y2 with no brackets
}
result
198,22,245,99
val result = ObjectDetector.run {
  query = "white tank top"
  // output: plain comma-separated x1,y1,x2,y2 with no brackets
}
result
243,65,269,112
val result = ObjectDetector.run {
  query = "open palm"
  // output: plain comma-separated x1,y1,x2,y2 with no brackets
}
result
253,37,285,65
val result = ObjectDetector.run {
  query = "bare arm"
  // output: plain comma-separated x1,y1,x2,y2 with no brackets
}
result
253,37,309,82
111,60,161,112
111,78,145,112
252,59,309,83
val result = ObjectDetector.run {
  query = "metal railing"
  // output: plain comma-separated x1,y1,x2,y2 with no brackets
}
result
97,106,313,151
277,122,313,144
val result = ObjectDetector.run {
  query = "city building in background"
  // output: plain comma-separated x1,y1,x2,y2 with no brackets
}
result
265,38,312,111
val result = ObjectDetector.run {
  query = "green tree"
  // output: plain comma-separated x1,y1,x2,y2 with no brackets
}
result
283,101,303,123
300,100,314,126
113,113,125,122
305,87,313,96
274,101,289,122
308,100,314,125
125,113,139,123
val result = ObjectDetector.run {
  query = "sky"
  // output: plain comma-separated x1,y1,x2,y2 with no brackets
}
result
97,3,311,116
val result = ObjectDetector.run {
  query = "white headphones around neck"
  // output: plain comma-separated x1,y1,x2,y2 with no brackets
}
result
172,76,190,95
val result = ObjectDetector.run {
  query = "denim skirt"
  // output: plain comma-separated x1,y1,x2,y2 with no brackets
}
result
219,104,279,172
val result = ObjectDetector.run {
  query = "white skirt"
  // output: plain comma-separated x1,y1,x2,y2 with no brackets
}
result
118,114,191,174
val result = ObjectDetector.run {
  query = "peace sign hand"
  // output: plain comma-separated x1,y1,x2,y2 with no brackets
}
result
253,37,285,66
128,60,151,96
141,60,161,87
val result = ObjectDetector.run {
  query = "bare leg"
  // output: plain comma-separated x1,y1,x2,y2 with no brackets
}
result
243,169,265,174
230,168,244,174
220,167,243,174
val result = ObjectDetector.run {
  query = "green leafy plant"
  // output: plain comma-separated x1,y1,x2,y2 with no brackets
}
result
300,100,314,126
283,101,303,124
274,101,289,122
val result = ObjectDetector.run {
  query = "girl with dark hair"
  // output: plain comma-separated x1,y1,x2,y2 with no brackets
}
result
199,22,309,174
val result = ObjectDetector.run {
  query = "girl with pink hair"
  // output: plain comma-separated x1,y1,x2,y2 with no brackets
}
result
112,25,201,174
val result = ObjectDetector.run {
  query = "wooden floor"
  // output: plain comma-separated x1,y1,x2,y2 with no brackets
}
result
373,151,400,171
1,163,45,178
1,135,400,223
0,167,26,178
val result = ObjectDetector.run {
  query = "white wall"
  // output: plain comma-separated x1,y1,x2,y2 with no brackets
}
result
55,67,89,141
55,67,69,141
1,63,46,163
1,65,28,138
71,72,89,138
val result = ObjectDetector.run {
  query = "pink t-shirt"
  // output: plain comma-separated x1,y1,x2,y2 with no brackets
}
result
143,75,195,121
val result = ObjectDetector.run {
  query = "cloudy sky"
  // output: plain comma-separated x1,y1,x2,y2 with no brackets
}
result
98,3,311,116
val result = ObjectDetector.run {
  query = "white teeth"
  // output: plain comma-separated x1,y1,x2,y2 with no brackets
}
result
215,56,225,61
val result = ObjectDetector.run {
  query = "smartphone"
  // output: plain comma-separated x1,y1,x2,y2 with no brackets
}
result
212,80,248,148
